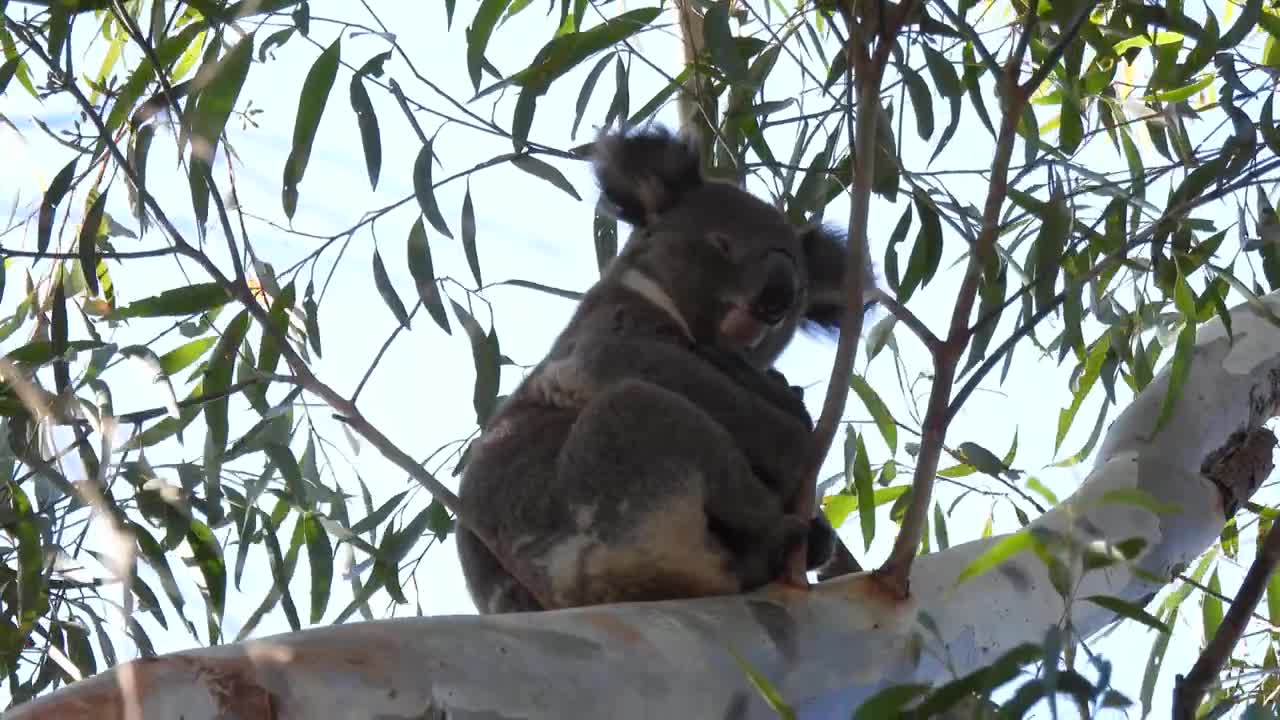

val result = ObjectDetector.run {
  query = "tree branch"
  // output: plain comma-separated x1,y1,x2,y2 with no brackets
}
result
877,40,1028,589
1173,430,1280,719
871,287,939,351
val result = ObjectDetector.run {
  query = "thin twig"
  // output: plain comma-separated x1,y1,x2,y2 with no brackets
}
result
0,246,178,260
352,300,422,403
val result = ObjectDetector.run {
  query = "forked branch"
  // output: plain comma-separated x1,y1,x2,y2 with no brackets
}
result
877,0,1100,591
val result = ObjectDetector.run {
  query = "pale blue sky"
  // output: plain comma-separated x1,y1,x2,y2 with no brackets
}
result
0,0,1274,716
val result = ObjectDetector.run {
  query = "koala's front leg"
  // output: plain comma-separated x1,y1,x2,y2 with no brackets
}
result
695,343,813,428
574,337,813,503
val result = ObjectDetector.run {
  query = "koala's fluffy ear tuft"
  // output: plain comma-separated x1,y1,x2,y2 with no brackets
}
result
799,224,881,334
592,125,703,227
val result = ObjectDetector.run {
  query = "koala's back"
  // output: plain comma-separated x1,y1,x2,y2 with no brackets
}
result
455,283,752,607
456,373,743,611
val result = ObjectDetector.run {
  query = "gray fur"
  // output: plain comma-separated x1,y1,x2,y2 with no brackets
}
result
455,125,874,613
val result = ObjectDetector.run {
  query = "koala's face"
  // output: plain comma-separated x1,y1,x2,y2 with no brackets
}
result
641,182,819,367
592,125,857,369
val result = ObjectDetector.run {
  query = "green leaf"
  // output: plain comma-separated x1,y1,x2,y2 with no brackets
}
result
451,300,501,427
257,281,297,392
188,32,254,235
898,188,942,302
1054,332,1110,452
1220,0,1262,48
1146,73,1213,103
78,189,108,296
1268,529,1280,627
728,646,795,720
1032,188,1070,315
1095,488,1181,516
933,503,949,550
849,374,897,453
1151,321,1196,436
7,481,49,633
1202,568,1223,643
112,283,231,319
511,155,580,200
842,430,876,550
494,279,584,301
413,141,453,238
264,443,309,508
304,282,322,357
0,56,23,95
184,518,227,623
159,337,217,377
571,52,613,139
406,218,452,334
467,0,512,90
1084,595,1171,634
372,248,411,329
349,59,385,190
822,486,909,528
461,185,482,287
203,310,250,526
1113,31,1185,54
302,512,333,624
37,158,79,258
282,37,341,219
703,3,747,86
511,8,660,93
899,63,934,140
955,530,1036,585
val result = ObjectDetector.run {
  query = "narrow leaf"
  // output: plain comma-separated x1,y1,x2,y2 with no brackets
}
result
406,218,452,334
413,141,453,238
38,158,79,257
282,37,341,219
79,189,108,296
372,248,410,329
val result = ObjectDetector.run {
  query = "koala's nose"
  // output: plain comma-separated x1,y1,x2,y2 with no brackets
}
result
752,251,798,324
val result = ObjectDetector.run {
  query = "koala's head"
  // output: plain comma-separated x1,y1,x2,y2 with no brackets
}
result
591,125,875,369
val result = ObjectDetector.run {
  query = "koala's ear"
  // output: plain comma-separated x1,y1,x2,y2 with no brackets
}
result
799,224,880,332
592,125,703,227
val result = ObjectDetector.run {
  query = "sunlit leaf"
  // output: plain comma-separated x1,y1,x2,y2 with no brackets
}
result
112,283,231,319
955,530,1036,585
203,309,250,526
302,512,333,624
1084,595,1171,634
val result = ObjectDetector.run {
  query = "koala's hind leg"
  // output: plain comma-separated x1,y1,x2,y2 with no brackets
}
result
455,525,544,614
554,378,808,605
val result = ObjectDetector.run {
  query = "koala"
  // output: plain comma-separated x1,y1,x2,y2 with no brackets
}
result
454,125,875,614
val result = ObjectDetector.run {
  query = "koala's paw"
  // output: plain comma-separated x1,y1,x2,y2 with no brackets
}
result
805,513,837,570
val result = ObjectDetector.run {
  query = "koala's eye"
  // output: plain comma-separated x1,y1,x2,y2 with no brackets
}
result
706,231,732,255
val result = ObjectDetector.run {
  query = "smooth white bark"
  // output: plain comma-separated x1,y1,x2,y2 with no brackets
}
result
10,291,1280,720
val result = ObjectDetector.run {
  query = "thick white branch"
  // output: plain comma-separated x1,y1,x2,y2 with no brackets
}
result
12,292,1280,720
